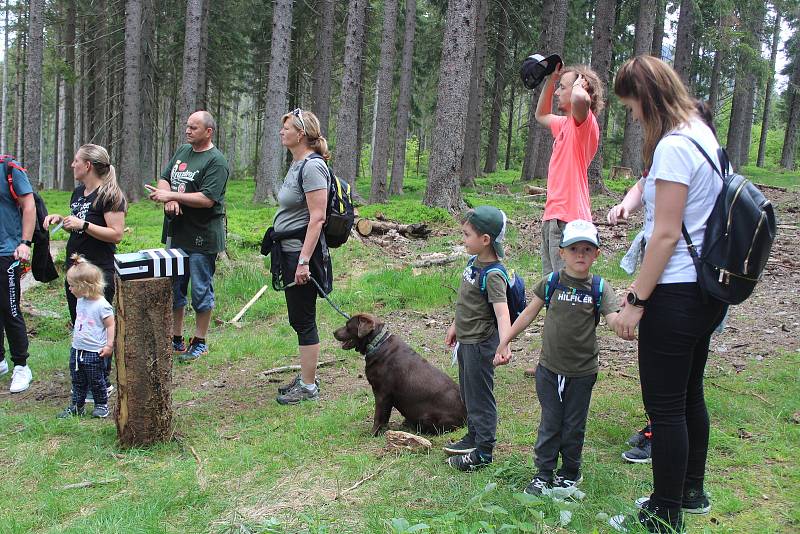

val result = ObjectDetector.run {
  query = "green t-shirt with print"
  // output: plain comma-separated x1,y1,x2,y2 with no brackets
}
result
532,269,619,377
160,144,229,254
455,258,508,344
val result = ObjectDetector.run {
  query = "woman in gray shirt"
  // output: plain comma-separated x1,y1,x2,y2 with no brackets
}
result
272,109,330,405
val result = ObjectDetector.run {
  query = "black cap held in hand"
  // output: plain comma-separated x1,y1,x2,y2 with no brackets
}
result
520,53,562,90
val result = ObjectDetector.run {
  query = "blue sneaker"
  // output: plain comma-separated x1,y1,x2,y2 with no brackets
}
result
179,337,208,362
172,337,187,353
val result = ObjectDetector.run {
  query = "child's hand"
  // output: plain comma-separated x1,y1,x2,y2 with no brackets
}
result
445,324,457,348
100,345,113,358
493,343,512,366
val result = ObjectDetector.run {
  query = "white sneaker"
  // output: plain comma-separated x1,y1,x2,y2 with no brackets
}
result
0,359,8,376
9,365,32,393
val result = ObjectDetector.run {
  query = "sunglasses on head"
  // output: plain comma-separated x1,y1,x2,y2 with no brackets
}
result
290,108,306,135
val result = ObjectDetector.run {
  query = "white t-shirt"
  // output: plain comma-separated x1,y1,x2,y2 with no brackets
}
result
643,118,723,284
72,296,114,352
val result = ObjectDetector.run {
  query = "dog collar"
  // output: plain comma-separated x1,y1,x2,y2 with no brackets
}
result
364,325,391,358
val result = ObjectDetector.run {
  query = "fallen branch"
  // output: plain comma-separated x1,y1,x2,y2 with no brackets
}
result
753,183,787,192
189,445,207,490
334,458,398,500
228,284,269,323
61,478,119,490
262,357,347,376
412,252,465,268
356,218,431,238
707,380,774,406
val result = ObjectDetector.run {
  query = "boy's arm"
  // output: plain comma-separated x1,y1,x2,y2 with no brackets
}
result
445,321,457,348
100,315,115,358
603,311,620,332
492,301,513,365
496,295,545,353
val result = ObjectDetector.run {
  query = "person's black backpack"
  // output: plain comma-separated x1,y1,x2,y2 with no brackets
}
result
468,256,527,324
543,271,605,325
298,153,355,248
673,135,777,305
1,155,58,283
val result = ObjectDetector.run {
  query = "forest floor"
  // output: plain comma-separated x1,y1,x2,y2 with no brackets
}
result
0,170,797,533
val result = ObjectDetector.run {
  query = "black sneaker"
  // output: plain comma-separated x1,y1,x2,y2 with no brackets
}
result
277,374,320,395
442,435,476,456
447,450,492,471
57,404,85,418
622,438,652,463
553,474,583,488
524,475,551,495
681,488,711,514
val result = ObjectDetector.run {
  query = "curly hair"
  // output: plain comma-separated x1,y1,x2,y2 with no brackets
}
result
562,65,605,114
66,254,106,299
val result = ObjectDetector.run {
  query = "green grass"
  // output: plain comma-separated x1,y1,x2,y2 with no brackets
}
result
1,169,796,533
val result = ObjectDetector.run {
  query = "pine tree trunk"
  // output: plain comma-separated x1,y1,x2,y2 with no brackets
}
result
708,46,723,113
422,0,477,211
620,0,657,176
369,0,399,203
354,6,370,186
114,277,174,447
483,0,508,175
139,0,156,186
739,12,764,166
780,38,800,170
757,11,781,168
311,0,335,136
196,0,210,110
587,0,616,195
389,0,417,195
332,0,368,189
180,0,203,122
532,0,568,180
120,0,143,201
61,0,76,190
521,0,554,181
672,0,693,85
23,0,43,188
1,0,9,154
460,0,488,187
651,0,665,57
504,52,516,171
253,0,294,203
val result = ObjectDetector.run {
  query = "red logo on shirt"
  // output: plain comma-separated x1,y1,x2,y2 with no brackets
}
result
178,162,188,172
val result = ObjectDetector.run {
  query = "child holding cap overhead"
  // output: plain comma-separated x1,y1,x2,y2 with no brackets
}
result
444,206,513,471
496,220,619,494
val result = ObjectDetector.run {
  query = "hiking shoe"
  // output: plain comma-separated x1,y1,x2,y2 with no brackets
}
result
613,499,685,533
447,450,492,471
553,474,583,488
442,435,476,456
58,404,85,418
524,475,552,496
277,374,320,395
9,365,32,393
107,384,115,397
92,404,110,418
179,338,208,363
0,359,7,376
627,424,652,447
681,489,711,514
622,439,652,463
172,336,187,353
276,383,319,405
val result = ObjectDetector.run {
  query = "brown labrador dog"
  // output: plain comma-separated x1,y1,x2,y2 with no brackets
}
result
333,313,466,436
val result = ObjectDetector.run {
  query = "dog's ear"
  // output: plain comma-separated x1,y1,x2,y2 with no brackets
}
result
356,315,376,338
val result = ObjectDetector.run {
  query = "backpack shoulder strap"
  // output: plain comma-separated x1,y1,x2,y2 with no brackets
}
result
482,264,510,292
297,153,330,194
591,275,604,325
544,271,559,309
2,156,19,202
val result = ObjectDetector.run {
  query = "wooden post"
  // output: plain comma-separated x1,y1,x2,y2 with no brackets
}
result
114,276,174,447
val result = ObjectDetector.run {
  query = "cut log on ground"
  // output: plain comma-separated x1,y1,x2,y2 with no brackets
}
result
523,185,546,195
385,430,432,452
356,218,431,238
412,252,466,268
114,276,174,447
610,166,634,180
754,183,787,192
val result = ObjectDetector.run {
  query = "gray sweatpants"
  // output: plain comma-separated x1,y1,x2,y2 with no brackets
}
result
534,363,597,480
541,219,567,275
457,331,499,456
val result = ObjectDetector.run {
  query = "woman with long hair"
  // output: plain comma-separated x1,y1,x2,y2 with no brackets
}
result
44,144,127,391
608,56,726,533
270,109,331,405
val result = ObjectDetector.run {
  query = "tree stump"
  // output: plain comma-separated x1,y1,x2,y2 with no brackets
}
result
114,276,174,447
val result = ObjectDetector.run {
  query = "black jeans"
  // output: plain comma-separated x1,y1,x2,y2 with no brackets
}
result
0,256,29,366
457,331,499,456
534,363,597,480
66,266,115,378
638,283,725,511
281,250,319,346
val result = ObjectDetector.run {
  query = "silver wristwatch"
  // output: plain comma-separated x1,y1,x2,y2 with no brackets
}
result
298,257,309,266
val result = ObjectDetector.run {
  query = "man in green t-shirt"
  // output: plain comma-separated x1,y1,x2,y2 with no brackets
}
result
147,110,229,362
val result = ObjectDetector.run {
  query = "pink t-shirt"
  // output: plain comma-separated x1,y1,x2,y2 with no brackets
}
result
542,112,599,223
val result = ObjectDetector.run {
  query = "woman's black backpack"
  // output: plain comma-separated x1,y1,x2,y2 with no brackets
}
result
674,135,777,305
298,154,355,248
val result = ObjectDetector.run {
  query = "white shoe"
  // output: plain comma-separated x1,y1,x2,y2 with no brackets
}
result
9,365,32,393
0,359,8,376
